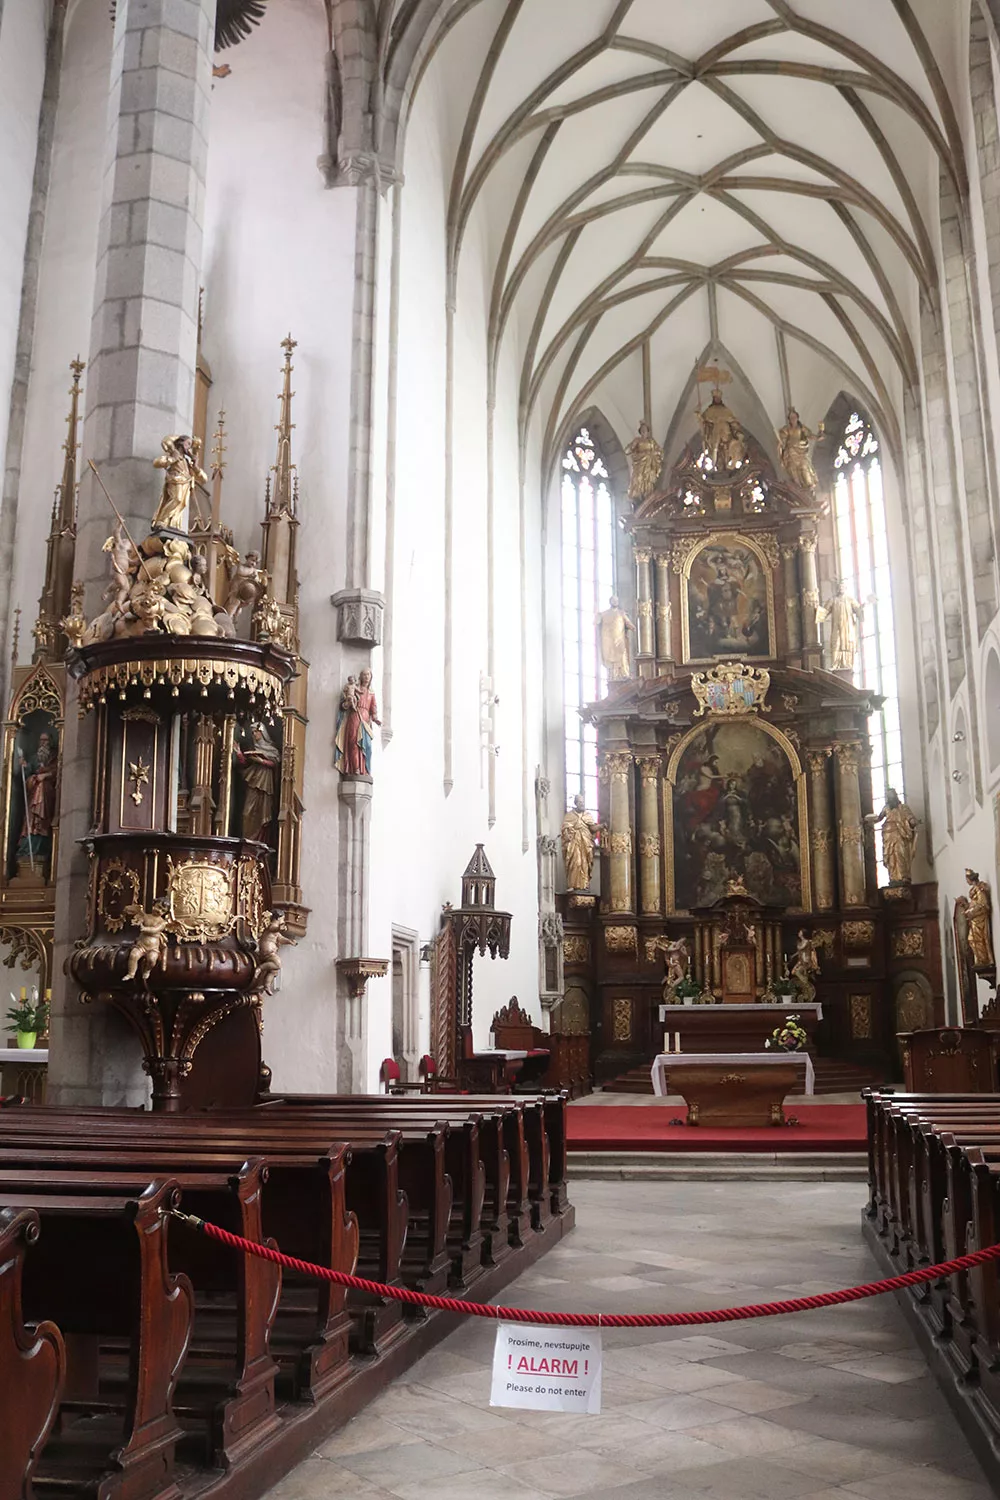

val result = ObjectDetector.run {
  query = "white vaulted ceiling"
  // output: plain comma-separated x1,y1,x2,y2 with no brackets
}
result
393,0,967,474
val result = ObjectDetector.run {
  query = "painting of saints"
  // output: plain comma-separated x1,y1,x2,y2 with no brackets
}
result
672,722,801,910
685,541,770,660
7,711,59,881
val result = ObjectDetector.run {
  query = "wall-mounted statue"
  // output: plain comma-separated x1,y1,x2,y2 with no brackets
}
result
791,928,821,1001
818,579,864,671
152,435,207,529
222,545,266,626
236,725,281,844
724,421,747,470
648,933,689,997
866,789,918,885
597,596,635,682
561,794,598,891
254,911,294,995
697,388,738,471
16,731,58,876
777,409,822,492
625,421,663,502
963,869,995,973
334,667,380,776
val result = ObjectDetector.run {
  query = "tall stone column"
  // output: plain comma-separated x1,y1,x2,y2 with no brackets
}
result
782,544,801,651
635,548,654,663
636,755,661,915
600,751,633,914
834,741,866,908
49,0,217,1106
799,532,820,662
654,551,672,662
807,748,835,911
335,777,384,1091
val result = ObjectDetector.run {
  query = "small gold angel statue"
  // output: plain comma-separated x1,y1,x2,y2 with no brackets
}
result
152,435,207,530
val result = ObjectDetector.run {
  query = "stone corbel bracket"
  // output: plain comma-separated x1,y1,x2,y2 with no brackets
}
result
337,956,389,999
332,588,384,646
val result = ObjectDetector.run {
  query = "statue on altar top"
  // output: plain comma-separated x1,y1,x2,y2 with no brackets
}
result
561,795,598,891
697,388,738,471
152,435,207,530
777,409,823,492
866,789,919,885
625,421,664,502
818,579,865,672
597,596,635,682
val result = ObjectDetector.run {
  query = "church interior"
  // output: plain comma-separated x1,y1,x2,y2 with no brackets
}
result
6,0,1000,1496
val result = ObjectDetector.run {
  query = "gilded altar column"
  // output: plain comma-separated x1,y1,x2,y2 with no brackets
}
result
636,756,662,915
834,741,866,908
654,552,673,662
782,544,802,652
807,748,835,911
601,751,634,914
799,532,820,659
635,549,654,663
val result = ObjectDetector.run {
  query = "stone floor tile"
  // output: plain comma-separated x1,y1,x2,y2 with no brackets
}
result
767,1436,919,1484
595,1428,734,1474
671,1454,829,1498
382,1470,551,1500
603,1353,746,1394
264,1457,396,1500
830,1352,929,1383
698,1377,813,1414
841,1465,995,1499
625,1392,741,1431
775,1340,867,1365
374,1379,506,1438
684,1413,809,1456
498,1449,648,1496
314,1413,421,1459
334,1437,478,1486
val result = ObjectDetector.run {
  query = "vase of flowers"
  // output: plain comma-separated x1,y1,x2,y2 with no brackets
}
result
764,1014,809,1053
6,988,48,1049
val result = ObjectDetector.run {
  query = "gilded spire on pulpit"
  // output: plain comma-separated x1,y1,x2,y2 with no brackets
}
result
32,357,84,661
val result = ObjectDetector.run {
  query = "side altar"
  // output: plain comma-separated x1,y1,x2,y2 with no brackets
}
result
560,391,943,1084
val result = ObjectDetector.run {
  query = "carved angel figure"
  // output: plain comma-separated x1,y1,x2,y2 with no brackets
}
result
102,524,134,612
123,904,171,983
791,928,821,1000
253,911,294,995
152,435,207,530
221,546,266,624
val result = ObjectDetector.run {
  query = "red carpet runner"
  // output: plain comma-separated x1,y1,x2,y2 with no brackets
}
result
566,1103,866,1152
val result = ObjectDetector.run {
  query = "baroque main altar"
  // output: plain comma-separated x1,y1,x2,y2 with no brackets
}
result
562,398,943,1085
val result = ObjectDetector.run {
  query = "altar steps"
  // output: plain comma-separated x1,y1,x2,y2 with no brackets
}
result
603,1057,886,1096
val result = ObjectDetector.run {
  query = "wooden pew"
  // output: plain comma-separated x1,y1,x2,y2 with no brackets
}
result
0,1178,193,1500
0,1207,65,1500
0,1131,356,1405
0,1155,280,1469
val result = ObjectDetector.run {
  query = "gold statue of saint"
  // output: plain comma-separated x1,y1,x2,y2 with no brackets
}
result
152,435,207,529
597,595,635,682
625,421,664,502
697,388,737,470
963,869,995,971
561,795,598,891
818,579,864,671
791,928,821,1001
777,409,822,491
866,789,918,884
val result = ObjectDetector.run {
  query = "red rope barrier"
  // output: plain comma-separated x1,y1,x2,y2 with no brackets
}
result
170,1210,1000,1329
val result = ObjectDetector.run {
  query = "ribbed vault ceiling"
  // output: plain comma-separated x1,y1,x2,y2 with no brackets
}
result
398,0,966,475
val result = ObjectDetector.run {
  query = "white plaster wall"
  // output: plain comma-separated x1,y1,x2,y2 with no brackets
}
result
366,62,545,1079
8,0,109,647
0,0,48,515
199,0,356,1089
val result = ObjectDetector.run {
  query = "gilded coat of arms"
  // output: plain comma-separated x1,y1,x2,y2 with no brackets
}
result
692,661,770,717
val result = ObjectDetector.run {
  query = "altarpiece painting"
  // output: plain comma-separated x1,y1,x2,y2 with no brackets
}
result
682,535,773,661
667,719,806,912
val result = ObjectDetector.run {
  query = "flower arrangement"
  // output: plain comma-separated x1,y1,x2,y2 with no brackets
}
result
764,1013,809,1053
6,987,49,1047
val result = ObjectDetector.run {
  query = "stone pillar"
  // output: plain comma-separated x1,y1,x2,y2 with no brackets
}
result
782,544,801,652
49,0,217,1107
635,755,662,915
807,748,835,912
600,751,633,914
635,548,654,662
336,776,373,1091
834,741,866,908
654,551,672,662
799,532,820,662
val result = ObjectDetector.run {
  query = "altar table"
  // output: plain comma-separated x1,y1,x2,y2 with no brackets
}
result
650,1051,813,1127
658,1003,822,1057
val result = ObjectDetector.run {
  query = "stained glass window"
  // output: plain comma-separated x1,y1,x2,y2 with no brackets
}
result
832,411,902,883
562,427,615,813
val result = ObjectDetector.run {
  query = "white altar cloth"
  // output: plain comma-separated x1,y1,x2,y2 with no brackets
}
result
650,1050,814,1098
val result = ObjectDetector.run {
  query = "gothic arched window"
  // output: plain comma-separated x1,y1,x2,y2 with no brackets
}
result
562,427,615,811
832,411,903,873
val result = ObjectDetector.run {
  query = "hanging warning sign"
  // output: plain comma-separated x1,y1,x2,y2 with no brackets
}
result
490,1323,602,1414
